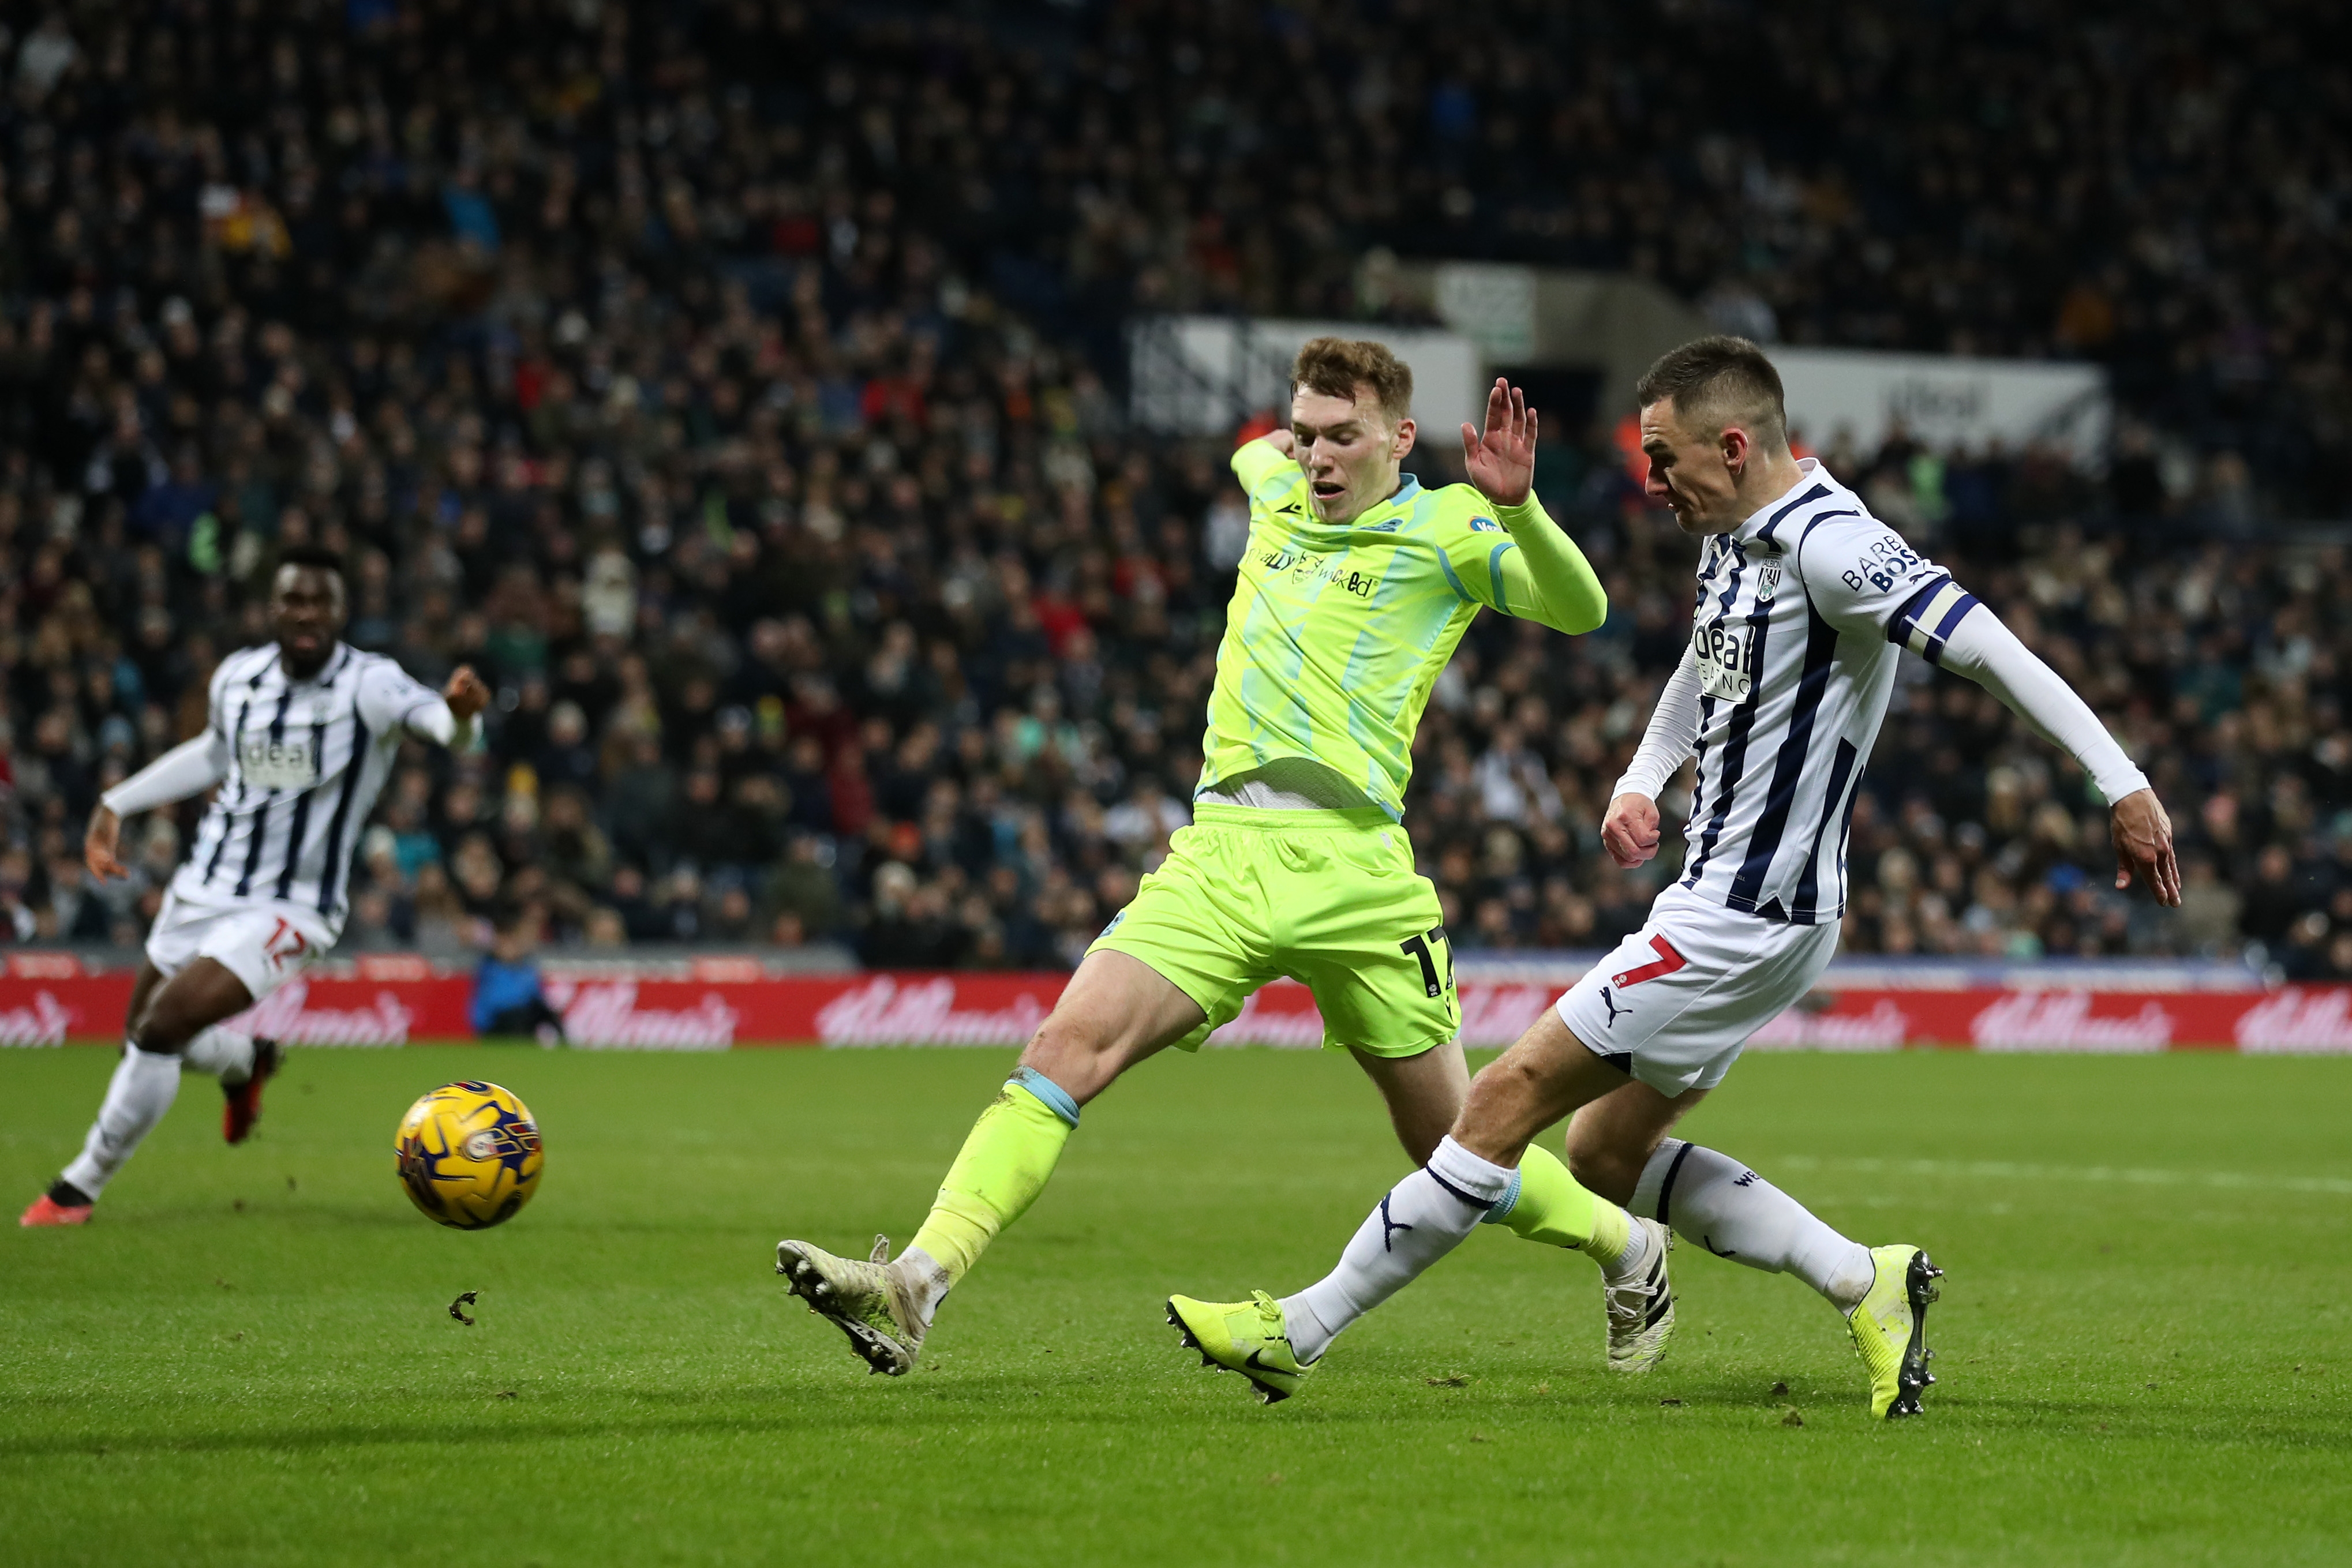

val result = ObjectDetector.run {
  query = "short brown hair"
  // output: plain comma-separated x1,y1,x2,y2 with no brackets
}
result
1291,336,1413,425
1635,335,1788,450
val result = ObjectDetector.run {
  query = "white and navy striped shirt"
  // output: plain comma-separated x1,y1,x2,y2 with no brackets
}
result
1673,460,1974,925
172,643,447,936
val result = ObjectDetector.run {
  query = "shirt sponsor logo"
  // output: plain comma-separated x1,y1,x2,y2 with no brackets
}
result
239,734,319,790
1691,617,1760,702
1254,547,1375,599
1841,536,1928,596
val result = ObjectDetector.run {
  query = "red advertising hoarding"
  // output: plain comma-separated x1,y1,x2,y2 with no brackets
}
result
5,952,2351,1054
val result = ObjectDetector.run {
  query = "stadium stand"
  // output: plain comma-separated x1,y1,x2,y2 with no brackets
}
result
0,2,2346,977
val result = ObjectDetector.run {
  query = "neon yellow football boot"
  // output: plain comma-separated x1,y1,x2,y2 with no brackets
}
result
777,1234,929,1376
1846,1244,1943,1419
1166,1290,1314,1405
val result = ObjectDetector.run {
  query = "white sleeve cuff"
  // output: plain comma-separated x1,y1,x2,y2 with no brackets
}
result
405,699,478,749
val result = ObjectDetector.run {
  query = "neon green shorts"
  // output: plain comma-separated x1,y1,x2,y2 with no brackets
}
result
1089,803,1458,1057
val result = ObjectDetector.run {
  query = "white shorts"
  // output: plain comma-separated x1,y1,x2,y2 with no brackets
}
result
1554,885,1838,1097
146,891,332,1004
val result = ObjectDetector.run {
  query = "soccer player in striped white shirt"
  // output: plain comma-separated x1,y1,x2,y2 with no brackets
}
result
1171,338,2181,1419
20,547,488,1226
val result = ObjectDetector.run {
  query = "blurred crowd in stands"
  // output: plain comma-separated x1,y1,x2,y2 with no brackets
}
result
1,1,2348,975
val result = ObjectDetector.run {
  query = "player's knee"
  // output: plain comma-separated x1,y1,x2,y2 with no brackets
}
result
132,967,245,1055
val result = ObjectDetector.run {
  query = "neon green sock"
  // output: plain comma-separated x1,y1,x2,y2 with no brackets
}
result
907,1070,1076,1285
1498,1143,1631,1265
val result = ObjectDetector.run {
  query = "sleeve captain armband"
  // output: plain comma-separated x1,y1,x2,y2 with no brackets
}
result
1886,577,1979,665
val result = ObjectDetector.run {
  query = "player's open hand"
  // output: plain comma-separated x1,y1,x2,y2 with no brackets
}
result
2110,787,2180,906
1601,792,1662,869
1461,378,1536,509
84,805,128,882
443,665,491,722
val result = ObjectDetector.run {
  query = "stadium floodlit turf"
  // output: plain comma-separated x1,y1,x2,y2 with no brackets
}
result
2,1045,2347,1566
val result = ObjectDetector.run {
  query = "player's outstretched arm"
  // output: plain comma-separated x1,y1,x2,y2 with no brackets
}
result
1935,607,2181,907
1797,517,2180,909
1462,377,1607,635
380,662,491,752
85,732,233,881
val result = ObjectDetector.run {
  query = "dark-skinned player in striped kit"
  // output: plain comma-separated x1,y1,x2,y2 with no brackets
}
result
21,547,488,1226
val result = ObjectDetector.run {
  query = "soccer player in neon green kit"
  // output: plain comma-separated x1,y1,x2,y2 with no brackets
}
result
777,338,1666,1375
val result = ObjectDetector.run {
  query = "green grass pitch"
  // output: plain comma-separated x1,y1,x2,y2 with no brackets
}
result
2,1045,2347,1566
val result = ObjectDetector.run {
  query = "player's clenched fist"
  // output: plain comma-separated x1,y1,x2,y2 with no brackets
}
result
1601,792,1662,868
84,805,128,882
443,665,490,721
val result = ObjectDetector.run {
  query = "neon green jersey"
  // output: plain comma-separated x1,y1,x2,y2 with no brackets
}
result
1198,439,1596,823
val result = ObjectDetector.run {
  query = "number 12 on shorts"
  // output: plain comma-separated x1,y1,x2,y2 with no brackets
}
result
264,917,311,971
1399,925,1453,999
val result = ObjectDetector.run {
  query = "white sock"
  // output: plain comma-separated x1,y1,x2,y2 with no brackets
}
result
1634,1139,1875,1311
59,1044,183,1199
1282,1137,1515,1364
894,1245,953,1331
181,1026,256,1082
1601,1211,1654,1284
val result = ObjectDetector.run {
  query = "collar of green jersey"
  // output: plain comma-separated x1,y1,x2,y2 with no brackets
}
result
1356,472,1421,526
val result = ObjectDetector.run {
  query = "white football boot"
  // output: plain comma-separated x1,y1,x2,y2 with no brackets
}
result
776,1234,942,1376
1604,1218,1677,1374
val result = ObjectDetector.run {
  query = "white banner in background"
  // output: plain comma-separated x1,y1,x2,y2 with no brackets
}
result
1129,316,1482,440
1433,263,1537,363
1772,347,2110,466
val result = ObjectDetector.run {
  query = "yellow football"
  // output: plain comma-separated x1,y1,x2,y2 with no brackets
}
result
394,1081,545,1230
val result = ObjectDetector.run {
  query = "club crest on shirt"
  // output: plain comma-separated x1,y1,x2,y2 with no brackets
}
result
1755,562,1783,602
